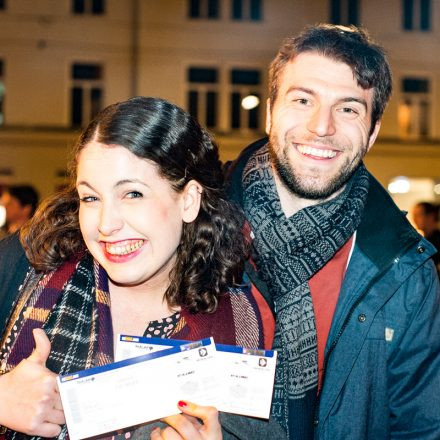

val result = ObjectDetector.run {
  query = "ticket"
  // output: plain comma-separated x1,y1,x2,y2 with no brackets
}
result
57,338,219,440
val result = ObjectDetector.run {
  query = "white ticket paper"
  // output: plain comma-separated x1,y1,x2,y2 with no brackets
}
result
117,334,277,419
57,338,219,440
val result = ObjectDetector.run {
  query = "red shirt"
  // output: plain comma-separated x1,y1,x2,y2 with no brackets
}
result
309,235,354,391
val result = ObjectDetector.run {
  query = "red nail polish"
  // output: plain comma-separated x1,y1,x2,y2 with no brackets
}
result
178,400,187,407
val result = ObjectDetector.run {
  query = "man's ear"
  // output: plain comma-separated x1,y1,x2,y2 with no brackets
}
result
367,121,381,153
181,180,202,223
265,98,272,135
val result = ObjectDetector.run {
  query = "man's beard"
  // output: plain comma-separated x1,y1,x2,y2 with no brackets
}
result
268,135,368,201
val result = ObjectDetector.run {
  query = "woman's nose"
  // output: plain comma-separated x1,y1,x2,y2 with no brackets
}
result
98,203,123,236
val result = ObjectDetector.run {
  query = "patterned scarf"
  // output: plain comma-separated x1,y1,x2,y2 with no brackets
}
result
242,144,369,438
0,252,113,440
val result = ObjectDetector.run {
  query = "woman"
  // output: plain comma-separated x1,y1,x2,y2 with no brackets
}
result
0,97,274,439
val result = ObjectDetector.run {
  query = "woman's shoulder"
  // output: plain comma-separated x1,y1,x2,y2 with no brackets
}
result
222,281,275,350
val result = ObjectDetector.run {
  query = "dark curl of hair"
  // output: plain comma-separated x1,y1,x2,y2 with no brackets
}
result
21,97,249,313
269,23,393,135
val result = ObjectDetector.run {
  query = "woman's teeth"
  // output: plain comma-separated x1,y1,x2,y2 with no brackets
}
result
105,240,144,255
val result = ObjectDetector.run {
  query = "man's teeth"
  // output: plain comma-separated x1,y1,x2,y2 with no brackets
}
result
106,240,144,256
297,145,337,158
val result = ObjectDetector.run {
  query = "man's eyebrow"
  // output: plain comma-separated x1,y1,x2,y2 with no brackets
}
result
339,97,368,109
285,86,368,109
285,86,315,96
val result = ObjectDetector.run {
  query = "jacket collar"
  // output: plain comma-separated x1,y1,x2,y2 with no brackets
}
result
356,171,426,267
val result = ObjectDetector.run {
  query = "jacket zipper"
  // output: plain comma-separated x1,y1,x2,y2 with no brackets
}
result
313,238,422,430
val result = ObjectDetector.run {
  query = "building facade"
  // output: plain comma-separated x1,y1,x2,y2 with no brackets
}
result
0,0,439,212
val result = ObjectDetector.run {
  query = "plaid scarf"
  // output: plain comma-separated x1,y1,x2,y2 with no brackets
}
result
241,144,369,439
0,252,113,440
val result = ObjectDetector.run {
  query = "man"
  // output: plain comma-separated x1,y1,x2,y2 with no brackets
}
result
0,184,39,236
224,24,440,439
138,24,440,440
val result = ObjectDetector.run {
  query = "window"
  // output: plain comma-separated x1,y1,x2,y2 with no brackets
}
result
402,0,431,31
231,0,262,21
72,0,105,15
187,67,218,129
0,60,4,126
189,0,219,19
398,77,430,139
330,0,359,26
230,68,261,131
71,63,103,127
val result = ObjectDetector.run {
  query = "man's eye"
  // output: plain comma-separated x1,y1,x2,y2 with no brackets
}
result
295,98,309,105
126,191,143,199
340,107,358,114
79,196,98,203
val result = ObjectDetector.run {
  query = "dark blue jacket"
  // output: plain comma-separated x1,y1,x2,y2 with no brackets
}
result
224,139,440,439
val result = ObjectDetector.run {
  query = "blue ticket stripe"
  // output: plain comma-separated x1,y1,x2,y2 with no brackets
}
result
119,335,275,358
215,343,275,358
119,334,187,347
59,337,214,382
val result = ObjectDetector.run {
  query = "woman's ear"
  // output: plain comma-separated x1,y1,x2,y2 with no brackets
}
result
181,180,202,223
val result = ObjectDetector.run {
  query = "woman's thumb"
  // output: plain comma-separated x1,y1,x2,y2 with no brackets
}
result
29,328,51,366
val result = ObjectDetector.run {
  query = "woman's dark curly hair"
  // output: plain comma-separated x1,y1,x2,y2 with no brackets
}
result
20,97,249,313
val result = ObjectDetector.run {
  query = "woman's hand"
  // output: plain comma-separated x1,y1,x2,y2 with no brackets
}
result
0,328,65,437
151,401,222,440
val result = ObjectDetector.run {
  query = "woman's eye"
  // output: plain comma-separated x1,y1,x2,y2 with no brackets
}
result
126,191,143,199
79,196,98,203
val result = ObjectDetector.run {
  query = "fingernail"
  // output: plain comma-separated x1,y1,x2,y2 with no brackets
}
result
178,400,187,407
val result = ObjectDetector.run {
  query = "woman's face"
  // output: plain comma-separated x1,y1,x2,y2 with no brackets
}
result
76,141,201,291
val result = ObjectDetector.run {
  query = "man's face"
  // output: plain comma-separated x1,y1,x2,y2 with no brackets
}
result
266,52,381,200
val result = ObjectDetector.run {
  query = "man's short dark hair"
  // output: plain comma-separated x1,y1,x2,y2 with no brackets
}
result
269,23,393,134
8,185,39,216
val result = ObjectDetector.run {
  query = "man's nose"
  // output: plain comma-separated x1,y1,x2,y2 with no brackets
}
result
306,106,336,137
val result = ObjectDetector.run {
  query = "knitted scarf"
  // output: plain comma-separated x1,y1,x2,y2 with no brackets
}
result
241,144,369,438
0,252,113,440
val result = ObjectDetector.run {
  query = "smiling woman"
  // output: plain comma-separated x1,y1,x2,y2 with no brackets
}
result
0,97,274,440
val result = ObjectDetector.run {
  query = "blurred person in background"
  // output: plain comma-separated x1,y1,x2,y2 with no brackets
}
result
412,201,440,273
0,184,39,237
